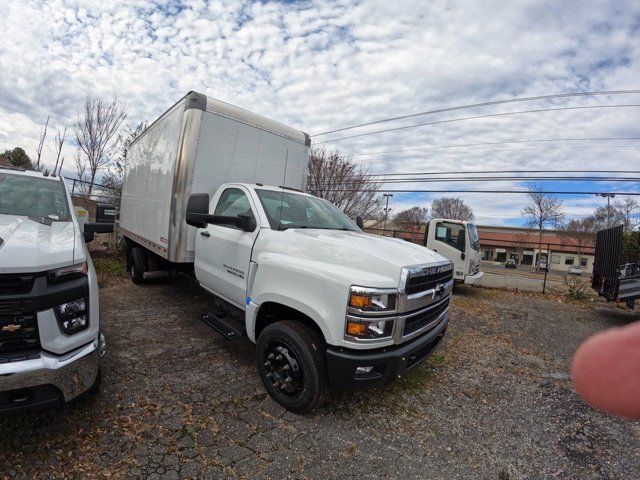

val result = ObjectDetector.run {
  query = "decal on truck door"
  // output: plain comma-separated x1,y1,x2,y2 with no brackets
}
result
223,264,245,279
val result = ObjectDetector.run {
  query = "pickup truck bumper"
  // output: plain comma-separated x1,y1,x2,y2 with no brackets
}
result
0,333,104,413
464,271,484,285
325,310,448,391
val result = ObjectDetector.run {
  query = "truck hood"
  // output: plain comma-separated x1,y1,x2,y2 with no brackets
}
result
257,228,448,288
0,214,84,273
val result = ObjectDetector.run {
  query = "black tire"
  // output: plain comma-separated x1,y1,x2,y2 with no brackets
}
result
256,321,329,414
130,247,146,284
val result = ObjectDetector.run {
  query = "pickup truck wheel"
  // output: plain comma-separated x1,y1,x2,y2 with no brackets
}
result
257,321,329,414
130,247,146,284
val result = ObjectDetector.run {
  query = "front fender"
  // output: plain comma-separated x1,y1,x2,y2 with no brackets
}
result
246,256,352,346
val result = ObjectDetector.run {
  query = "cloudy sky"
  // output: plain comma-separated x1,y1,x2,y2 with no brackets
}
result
1,0,639,225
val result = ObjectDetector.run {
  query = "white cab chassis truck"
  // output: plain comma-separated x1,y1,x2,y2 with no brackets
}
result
119,92,454,413
424,219,483,284
0,167,109,413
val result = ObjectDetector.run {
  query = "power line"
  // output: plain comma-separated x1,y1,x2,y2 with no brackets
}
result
320,188,640,195
311,89,640,137
350,137,640,157
313,104,640,145
363,169,640,177
355,176,640,184
350,144,640,163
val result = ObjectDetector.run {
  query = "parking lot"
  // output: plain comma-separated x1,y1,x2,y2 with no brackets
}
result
1,253,639,479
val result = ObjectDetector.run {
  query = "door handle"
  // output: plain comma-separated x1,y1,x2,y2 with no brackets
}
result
200,231,210,238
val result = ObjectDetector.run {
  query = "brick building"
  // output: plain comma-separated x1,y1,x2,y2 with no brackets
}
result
477,225,596,273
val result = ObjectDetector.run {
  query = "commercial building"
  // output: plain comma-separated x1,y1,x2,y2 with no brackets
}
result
477,225,596,273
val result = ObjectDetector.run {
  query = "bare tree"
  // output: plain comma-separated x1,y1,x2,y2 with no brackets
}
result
53,127,68,176
35,115,50,171
559,218,596,266
430,197,474,221
306,146,382,221
75,96,127,197
74,149,90,200
522,183,564,269
393,206,429,231
102,122,147,207
613,196,639,231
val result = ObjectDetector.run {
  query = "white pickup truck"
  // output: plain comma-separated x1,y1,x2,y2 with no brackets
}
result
0,167,108,412
119,92,453,412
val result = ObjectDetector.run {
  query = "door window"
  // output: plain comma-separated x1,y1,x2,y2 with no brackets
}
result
213,188,255,230
435,222,466,252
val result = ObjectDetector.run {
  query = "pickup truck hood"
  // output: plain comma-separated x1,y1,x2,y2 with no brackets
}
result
0,214,83,273
257,228,448,288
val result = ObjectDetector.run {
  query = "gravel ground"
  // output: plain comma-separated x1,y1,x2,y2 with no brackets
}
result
1,261,639,479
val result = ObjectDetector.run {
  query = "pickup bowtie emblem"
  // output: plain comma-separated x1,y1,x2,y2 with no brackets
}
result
2,324,21,333
434,283,445,295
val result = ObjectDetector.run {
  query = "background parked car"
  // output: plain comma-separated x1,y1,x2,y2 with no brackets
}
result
568,265,582,276
505,259,517,269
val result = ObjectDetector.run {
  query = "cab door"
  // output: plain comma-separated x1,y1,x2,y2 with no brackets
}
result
428,221,467,280
194,187,260,308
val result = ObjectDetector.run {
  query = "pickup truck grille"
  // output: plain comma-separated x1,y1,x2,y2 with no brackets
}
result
403,297,449,336
405,268,453,295
0,300,40,354
0,274,36,295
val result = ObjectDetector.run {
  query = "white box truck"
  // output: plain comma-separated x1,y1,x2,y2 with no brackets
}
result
119,92,454,413
424,219,483,284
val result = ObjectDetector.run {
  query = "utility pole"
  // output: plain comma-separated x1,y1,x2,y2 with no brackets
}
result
596,193,616,227
382,193,393,234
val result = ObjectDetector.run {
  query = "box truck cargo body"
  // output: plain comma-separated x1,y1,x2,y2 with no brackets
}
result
119,91,310,264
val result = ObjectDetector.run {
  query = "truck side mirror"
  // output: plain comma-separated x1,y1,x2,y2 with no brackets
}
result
356,216,364,229
186,193,211,228
237,214,256,232
84,222,114,242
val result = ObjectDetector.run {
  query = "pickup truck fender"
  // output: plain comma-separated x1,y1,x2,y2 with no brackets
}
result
245,256,354,346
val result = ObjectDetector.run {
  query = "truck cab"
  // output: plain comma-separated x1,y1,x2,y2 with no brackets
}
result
0,167,107,412
181,183,453,412
424,218,483,284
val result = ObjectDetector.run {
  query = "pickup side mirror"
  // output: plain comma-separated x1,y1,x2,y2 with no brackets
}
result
355,216,364,229
237,213,257,232
83,222,114,243
186,193,211,228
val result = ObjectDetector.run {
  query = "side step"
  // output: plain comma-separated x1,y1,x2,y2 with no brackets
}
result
200,313,244,340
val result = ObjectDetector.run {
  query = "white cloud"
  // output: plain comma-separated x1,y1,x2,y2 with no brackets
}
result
0,0,639,224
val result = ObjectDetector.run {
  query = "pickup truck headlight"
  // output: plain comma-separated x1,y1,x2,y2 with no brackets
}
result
348,287,396,312
48,262,87,283
54,297,89,334
346,287,397,341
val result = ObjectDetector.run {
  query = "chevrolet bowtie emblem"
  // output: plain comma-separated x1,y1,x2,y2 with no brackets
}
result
2,324,22,333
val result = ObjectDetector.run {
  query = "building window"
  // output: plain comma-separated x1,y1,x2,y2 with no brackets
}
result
496,251,506,262
580,257,588,267
565,257,575,265
551,254,561,264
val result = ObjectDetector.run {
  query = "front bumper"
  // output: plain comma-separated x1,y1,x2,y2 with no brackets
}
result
0,333,104,412
464,271,484,285
326,310,448,391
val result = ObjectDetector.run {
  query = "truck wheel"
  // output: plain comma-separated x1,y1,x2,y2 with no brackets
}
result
256,321,329,414
130,247,146,284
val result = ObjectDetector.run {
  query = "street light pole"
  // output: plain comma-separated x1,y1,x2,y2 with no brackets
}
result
596,193,616,227
382,193,393,234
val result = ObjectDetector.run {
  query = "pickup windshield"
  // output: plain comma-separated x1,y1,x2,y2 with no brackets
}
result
0,172,71,221
256,189,358,232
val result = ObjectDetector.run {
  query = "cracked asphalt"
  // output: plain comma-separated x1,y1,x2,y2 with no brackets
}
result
1,263,639,479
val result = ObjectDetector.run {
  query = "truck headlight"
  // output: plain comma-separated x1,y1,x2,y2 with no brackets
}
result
346,286,397,341
346,318,394,339
48,262,87,283
54,297,89,334
348,287,397,313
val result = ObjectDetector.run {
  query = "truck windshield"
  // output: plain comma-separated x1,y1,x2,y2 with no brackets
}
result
256,189,359,232
467,223,480,251
0,172,71,221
